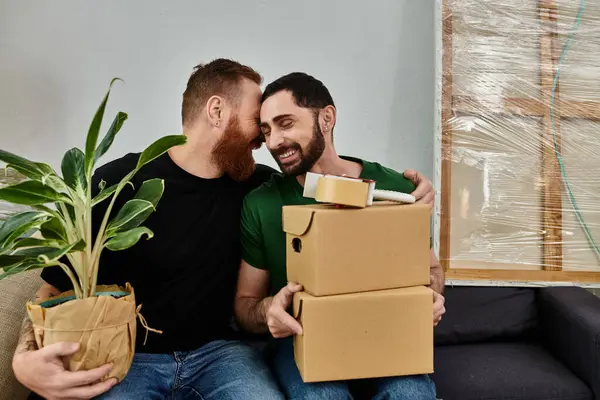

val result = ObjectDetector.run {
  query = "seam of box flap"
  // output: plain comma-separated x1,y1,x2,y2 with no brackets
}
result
293,297,304,320
283,207,315,236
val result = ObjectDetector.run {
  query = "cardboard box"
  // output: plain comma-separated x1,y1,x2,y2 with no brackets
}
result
292,286,434,382
283,202,430,296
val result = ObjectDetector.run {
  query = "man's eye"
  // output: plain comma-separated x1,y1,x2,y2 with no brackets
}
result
281,120,294,129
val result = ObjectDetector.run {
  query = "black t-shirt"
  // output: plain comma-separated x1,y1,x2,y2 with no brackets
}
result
41,152,276,354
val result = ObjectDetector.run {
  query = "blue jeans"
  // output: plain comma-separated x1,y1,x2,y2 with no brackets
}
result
268,338,436,400
98,340,284,399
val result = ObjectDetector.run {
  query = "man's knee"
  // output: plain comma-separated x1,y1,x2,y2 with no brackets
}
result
286,382,353,400
375,374,436,400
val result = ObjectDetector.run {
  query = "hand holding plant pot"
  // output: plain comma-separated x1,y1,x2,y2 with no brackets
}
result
0,79,186,382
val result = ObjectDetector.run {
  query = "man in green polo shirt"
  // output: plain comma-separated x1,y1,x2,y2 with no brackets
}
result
234,72,444,399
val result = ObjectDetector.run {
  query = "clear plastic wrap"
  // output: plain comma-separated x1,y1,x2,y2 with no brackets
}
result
439,0,600,276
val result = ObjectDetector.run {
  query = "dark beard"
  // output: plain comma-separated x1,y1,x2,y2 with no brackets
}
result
211,117,256,182
275,118,325,176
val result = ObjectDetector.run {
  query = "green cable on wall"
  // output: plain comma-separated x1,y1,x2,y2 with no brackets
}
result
550,0,600,255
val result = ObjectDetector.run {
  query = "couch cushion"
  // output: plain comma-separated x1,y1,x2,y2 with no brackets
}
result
432,343,593,400
0,270,42,400
435,287,539,345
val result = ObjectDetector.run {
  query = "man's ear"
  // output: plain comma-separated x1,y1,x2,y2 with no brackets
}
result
320,105,337,134
206,95,224,128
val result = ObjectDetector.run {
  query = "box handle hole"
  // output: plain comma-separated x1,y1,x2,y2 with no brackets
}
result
292,238,302,253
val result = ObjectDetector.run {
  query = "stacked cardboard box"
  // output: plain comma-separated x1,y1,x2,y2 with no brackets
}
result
282,177,433,383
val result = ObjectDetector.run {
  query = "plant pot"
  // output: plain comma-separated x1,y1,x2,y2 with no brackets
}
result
26,283,136,382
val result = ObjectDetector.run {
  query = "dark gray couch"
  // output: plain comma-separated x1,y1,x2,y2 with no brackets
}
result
431,286,600,400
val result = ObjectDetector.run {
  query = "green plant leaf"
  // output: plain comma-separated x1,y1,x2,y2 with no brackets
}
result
0,259,45,280
134,179,164,207
92,183,118,206
61,148,87,191
40,217,67,241
0,181,72,206
32,205,63,221
85,78,122,176
12,237,63,250
0,253,35,268
0,211,49,250
30,239,85,264
0,149,46,180
0,239,84,279
0,249,53,270
34,163,57,176
106,199,154,236
136,135,187,169
95,112,128,163
105,227,153,251
12,246,62,257
43,175,71,196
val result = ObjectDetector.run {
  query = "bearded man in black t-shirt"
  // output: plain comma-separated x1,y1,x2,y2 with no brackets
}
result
12,59,436,400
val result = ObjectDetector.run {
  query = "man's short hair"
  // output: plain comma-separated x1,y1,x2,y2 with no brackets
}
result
261,72,335,110
182,58,262,126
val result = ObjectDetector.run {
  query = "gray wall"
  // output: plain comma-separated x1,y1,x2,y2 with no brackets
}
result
0,0,434,179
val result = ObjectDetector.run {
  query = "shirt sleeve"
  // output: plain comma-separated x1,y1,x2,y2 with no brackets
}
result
240,195,267,270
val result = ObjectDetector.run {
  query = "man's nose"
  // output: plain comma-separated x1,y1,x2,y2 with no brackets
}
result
268,130,285,149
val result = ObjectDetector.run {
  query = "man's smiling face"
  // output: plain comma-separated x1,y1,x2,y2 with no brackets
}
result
259,90,325,176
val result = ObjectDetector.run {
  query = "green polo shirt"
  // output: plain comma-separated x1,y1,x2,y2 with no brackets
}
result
240,156,424,295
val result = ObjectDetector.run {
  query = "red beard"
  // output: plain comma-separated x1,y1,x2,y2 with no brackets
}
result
211,117,257,182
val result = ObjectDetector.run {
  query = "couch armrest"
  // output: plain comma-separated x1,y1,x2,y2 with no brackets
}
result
538,287,600,400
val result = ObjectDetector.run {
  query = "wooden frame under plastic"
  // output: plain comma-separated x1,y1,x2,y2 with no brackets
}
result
439,0,600,284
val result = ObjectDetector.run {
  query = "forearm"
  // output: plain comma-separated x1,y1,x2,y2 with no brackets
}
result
430,261,445,294
234,296,272,335
14,283,60,356
15,315,37,355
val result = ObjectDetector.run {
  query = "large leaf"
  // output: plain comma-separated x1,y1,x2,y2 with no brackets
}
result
105,227,153,251
95,112,128,163
134,179,164,208
0,254,31,269
0,240,84,279
40,217,67,241
61,148,87,191
106,199,154,236
12,237,63,250
43,175,71,195
34,163,57,176
0,259,45,280
24,239,85,264
136,135,187,169
32,205,63,221
0,211,49,250
0,149,46,180
85,78,122,176
0,181,72,206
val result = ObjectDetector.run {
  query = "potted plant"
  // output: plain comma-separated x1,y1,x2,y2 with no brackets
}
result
0,78,186,382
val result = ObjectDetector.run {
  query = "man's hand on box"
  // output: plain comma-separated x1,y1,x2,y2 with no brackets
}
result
266,282,304,338
433,291,446,327
403,169,435,208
